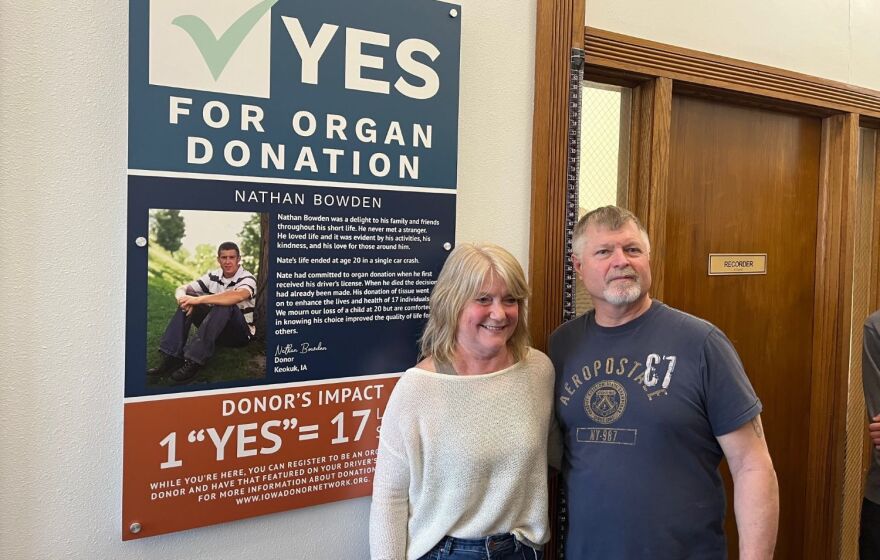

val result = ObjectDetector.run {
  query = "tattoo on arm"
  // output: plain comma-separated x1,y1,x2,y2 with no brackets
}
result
751,417,764,439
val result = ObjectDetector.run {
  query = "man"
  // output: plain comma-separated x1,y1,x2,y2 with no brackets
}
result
862,310,880,558
148,241,257,384
549,206,778,559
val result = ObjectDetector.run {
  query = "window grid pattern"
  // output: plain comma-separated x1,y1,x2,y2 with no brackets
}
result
575,82,632,315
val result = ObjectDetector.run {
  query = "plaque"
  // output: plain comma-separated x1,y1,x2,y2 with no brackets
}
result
708,253,767,275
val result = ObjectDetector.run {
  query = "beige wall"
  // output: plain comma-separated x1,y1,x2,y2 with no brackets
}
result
588,0,880,91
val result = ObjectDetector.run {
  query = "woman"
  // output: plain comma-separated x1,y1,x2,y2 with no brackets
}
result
369,243,555,560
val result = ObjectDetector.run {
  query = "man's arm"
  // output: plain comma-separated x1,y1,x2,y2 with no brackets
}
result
174,284,193,300
717,414,779,560
174,284,198,314
178,288,251,308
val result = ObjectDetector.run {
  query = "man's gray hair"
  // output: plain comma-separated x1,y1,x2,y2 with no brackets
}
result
571,206,651,256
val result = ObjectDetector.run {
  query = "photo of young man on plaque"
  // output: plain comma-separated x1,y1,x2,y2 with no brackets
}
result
145,209,268,387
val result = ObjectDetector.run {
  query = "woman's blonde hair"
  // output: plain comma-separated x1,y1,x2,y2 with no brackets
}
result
419,243,530,364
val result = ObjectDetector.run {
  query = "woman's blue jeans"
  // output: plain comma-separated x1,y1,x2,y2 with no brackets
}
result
418,533,543,560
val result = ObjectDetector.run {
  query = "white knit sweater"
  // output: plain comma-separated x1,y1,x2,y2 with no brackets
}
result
369,348,555,560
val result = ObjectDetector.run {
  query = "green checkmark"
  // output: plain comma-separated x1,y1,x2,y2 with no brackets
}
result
172,0,279,80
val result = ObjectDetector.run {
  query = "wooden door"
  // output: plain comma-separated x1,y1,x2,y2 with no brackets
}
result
663,95,822,559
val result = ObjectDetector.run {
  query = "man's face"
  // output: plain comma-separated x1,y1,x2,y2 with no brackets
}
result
217,249,240,277
574,221,652,308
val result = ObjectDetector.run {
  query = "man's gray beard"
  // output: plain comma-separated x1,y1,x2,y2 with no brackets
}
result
603,279,642,305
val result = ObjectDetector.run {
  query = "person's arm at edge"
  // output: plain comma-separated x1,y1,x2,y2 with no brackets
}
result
869,414,880,449
369,390,410,560
717,414,779,560
865,317,880,449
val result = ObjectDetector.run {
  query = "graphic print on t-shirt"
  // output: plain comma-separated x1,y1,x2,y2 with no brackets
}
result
560,352,677,446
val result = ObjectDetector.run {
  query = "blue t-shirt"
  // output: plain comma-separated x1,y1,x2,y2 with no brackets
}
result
549,301,761,559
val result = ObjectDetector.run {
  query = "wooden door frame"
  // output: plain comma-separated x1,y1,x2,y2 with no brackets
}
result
868,127,880,314
529,0,585,343
529,16,880,559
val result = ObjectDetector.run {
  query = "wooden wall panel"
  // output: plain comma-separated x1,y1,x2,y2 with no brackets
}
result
804,113,859,557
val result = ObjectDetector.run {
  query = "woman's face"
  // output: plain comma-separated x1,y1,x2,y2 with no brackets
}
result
455,274,519,360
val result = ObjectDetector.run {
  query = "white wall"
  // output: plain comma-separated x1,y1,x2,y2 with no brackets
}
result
588,0,880,91
0,1,536,559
